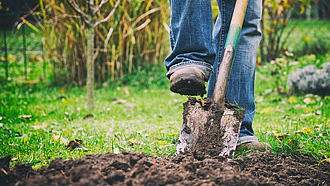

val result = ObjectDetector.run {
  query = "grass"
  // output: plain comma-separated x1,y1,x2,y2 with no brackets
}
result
252,52,330,160
1,52,330,169
284,20,330,56
0,66,186,169
1,19,330,168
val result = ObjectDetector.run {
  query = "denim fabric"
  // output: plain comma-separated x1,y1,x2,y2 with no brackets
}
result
165,0,262,140
165,0,215,80
237,136,259,146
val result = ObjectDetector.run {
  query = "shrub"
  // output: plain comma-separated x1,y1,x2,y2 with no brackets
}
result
260,0,309,62
287,62,330,95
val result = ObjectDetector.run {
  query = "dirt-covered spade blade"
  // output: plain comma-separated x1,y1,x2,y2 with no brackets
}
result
175,98,245,159
175,0,249,160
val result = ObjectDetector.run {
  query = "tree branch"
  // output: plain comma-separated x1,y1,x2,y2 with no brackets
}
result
93,0,109,15
89,0,95,13
104,27,114,52
65,0,90,25
94,0,120,27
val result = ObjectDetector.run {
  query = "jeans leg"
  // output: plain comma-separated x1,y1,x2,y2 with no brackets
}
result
208,0,262,140
165,0,215,80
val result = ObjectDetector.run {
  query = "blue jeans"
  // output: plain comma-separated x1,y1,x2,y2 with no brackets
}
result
165,0,262,145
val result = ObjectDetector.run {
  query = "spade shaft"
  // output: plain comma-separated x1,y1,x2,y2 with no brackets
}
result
212,0,249,109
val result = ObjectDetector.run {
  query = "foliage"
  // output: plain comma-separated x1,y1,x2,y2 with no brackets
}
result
260,0,310,62
258,52,330,95
0,0,39,29
252,53,330,159
23,0,169,85
286,20,330,57
287,63,330,95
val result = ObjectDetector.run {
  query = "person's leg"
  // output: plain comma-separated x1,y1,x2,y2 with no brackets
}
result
208,0,267,146
165,0,215,95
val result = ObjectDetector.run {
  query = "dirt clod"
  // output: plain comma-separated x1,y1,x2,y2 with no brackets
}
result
1,150,329,186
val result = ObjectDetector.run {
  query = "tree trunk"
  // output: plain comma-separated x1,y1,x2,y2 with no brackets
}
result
86,17,95,109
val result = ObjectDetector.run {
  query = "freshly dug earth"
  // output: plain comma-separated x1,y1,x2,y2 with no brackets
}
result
1,151,329,186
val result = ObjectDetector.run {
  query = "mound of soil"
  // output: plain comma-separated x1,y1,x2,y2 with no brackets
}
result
1,151,329,186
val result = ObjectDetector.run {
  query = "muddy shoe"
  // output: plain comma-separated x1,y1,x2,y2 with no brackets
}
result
236,141,271,152
170,67,206,96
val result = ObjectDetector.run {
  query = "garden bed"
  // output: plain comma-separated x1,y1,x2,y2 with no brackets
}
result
1,150,329,185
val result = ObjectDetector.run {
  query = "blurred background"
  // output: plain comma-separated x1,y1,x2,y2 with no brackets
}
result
0,0,329,86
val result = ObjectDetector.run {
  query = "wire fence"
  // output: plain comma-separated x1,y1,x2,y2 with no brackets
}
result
0,0,329,84
0,25,46,82
0,0,46,83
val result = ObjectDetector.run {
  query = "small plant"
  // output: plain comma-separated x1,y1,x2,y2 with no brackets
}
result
287,63,330,95
260,0,310,62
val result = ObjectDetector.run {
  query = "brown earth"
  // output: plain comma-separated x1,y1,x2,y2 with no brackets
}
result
1,150,329,186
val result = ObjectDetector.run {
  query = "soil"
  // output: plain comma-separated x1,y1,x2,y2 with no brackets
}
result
1,150,329,186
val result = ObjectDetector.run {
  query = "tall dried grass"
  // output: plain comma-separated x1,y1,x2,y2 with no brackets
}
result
33,0,170,85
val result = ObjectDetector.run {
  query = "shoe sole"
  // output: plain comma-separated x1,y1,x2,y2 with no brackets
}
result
170,73,206,96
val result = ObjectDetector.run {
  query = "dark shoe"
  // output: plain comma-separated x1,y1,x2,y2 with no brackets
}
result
169,67,206,96
236,141,271,152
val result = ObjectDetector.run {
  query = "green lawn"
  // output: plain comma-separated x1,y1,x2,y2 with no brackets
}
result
1,19,330,168
1,52,330,169
285,20,330,56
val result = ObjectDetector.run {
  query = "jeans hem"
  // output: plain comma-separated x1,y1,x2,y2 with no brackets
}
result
236,136,258,146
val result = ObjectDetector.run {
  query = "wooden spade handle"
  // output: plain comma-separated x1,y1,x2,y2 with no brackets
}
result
211,0,249,108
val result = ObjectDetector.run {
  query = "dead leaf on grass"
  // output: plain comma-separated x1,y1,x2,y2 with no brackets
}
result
322,158,330,163
301,113,313,117
62,99,75,104
271,131,288,140
256,96,263,103
20,135,29,142
200,99,206,106
57,96,67,100
83,114,94,120
66,139,88,151
32,163,46,170
62,129,70,135
264,89,272,94
124,87,130,96
53,135,68,144
31,124,47,130
106,128,113,137
40,111,46,116
168,132,178,136
260,107,275,114
128,138,143,147
156,140,170,146
114,147,120,154
18,115,33,119
288,96,298,103
303,97,316,105
153,114,163,118
301,128,314,134
112,99,127,104
60,88,65,93
288,139,300,149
